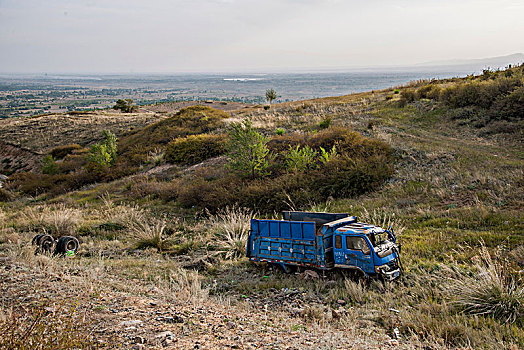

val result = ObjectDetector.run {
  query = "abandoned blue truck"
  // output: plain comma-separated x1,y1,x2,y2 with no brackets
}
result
246,211,402,280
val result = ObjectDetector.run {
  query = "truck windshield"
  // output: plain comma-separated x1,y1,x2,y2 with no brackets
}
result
367,231,390,247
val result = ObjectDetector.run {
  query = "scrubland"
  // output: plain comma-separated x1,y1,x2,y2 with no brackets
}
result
1,66,523,349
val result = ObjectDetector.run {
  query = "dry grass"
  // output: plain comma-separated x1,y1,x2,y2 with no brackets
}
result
18,203,82,235
128,217,168,251
359,207,406,236
0,111,164,154
0,303,97,350
343,279,367,305
447,246,524,324
163,268,208,304
98,196,172,251
207,205,255,260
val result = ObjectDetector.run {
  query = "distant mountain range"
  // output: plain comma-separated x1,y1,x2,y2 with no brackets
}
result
416,53,524,70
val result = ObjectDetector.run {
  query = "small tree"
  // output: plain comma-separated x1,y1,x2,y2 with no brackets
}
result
265,89,277,105
228,120,273,178
87,130,118,173
113,99,137,113
41,155,58,175
285,145,318,173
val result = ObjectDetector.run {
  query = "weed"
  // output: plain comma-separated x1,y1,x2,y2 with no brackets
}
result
359,208,406,236
147,147,165,166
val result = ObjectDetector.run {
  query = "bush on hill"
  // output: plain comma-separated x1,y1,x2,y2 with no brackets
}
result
119,106,229,164
396,65,524,131
165,134,228,165
49,144,83,160
176,127,394,212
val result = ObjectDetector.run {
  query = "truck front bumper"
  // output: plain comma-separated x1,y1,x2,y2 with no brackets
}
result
381,268,400,281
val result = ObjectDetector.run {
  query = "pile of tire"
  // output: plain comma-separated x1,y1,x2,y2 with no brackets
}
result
31,234,79,255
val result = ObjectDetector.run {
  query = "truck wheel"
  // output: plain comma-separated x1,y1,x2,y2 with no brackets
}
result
39,235,55,254
55,236,79,255
32,234,44,246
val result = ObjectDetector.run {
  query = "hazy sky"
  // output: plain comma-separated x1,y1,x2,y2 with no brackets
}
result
1,0,523,73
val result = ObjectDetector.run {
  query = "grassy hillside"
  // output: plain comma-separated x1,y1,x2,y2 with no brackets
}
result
1,66,523,349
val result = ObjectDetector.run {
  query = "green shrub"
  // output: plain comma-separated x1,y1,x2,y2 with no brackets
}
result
417,85,441,100
58,154,87,174
165,134,228,165
49,144,82,160
318,116,332,129
285,145,318,172
10,172,68,196
177,137,393,213
441,74,522,110
396,98,407,108
41,155,58,175
275,128,285,136
227,120,274,179
319,145,337,164
9,170,98,197
491,85,524,121
86,130,117,174
401,89,416,102
267,133,305,154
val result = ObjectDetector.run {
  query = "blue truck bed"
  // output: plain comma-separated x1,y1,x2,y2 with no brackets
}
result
247,218,336,269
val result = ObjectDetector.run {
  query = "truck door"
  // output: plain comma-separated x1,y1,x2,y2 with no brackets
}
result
333,234,345,265
344,236,374,274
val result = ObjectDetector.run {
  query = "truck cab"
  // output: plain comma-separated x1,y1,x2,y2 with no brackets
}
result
332,222,400,280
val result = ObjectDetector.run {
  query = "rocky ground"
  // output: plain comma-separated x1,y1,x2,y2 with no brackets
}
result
0,248,418,350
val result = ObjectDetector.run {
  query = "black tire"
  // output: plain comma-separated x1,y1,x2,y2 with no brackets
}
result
39,234,55,253
32,234,44,246
55,236,79,255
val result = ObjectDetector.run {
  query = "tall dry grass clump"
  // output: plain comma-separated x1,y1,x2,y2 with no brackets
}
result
128,218,167,251
447,246,524,325
166,268,208,303
207,205,255,260
359,208,405,236
99,195,146,226
19,204,82,235
343,278,367,305
100,196,171,251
